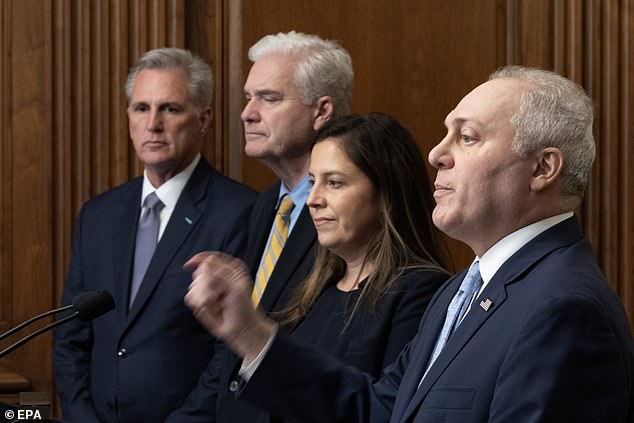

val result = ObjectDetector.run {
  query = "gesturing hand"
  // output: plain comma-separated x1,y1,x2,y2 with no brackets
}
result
184,251,275,362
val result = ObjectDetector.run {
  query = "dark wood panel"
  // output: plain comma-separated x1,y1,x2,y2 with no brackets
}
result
7,0,55,397
185,0,224,172
0,0,12,330
621,0,634,323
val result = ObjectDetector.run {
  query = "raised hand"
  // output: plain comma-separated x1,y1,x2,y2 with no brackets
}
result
184,251,275,362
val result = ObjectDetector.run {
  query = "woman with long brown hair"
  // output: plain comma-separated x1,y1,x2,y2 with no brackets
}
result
185,112,449,423
273,112,448,378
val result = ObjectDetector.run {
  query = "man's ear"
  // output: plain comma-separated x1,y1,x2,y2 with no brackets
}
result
312,96,335,131
198,107,212,137
530,147,564,192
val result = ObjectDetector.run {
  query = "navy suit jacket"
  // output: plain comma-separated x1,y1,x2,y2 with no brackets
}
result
53,157,257,423
251,269,448,423
165,180,318,422
240,217,634,423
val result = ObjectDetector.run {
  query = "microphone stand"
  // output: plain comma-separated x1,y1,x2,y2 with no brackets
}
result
0,312,78,358
0,291,113,359
0,305,73,342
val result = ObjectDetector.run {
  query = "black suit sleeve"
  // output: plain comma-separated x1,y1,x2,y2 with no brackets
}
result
234,271,448,423
238,330,407,423
163,341,229,423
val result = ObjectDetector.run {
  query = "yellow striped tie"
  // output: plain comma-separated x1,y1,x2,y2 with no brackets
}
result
251,195,295,305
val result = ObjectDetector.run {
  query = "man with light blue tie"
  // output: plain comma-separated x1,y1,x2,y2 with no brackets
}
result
184,65,634,423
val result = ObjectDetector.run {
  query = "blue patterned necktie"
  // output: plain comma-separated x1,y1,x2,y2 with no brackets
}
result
129,192,164,309
422,260,483,379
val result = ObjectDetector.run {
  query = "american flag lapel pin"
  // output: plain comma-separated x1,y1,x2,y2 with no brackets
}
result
480,298,493,311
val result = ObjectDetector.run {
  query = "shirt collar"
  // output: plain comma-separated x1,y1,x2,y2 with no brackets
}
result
277,175,311,210
478,212,574,284
141,153,201,209
276,175,312,233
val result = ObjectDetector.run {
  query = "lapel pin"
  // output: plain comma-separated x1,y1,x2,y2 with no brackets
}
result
185,217,193,224
479,298,493,311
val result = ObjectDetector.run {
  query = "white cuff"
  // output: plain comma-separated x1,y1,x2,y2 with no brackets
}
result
238,324,279,381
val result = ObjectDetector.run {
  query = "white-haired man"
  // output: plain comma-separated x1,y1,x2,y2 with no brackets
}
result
166,31,353,422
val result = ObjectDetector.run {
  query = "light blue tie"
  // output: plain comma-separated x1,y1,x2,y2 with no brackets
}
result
129,192,164,309
422,261,482,379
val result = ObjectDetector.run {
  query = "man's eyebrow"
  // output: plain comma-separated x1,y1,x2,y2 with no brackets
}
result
129,100,183,107
158,101,184,108
247,89,282,97
444,116,484,129
444,115,466,128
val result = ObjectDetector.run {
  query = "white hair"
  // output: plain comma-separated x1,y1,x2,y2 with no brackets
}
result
489,65,595,201
249,31,353,115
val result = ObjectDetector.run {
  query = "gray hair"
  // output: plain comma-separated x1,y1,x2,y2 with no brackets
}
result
489,65,595,201
248,31,353,115
125,48,213,110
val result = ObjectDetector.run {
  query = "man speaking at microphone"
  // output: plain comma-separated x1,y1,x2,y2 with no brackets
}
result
53,48,256,423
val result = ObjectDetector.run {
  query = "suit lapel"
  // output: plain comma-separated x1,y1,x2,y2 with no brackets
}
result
399,278,510,420
387,272,471,422
124,160,210,326
259,205,316,312
245,184,279,277
112,180,143,324
398,217,583,421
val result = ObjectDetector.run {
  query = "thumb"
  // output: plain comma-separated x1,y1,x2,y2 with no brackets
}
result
183,251,216,271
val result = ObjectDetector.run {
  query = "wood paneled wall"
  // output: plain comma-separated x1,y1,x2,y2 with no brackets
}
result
0,0,632,416
1,0,56,399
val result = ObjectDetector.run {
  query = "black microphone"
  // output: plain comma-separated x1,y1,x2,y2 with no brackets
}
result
69,291,116,321
0,291,115,358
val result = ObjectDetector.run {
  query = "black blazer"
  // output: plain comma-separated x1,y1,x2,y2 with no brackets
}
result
251,268,447,423
165,181,318,422
238,217,634,423
53,157,257,423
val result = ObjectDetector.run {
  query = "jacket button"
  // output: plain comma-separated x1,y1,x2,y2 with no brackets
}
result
229,380,239,392
117,348,127,358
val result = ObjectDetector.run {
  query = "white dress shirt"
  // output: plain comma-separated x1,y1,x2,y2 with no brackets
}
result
140,154,201,240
